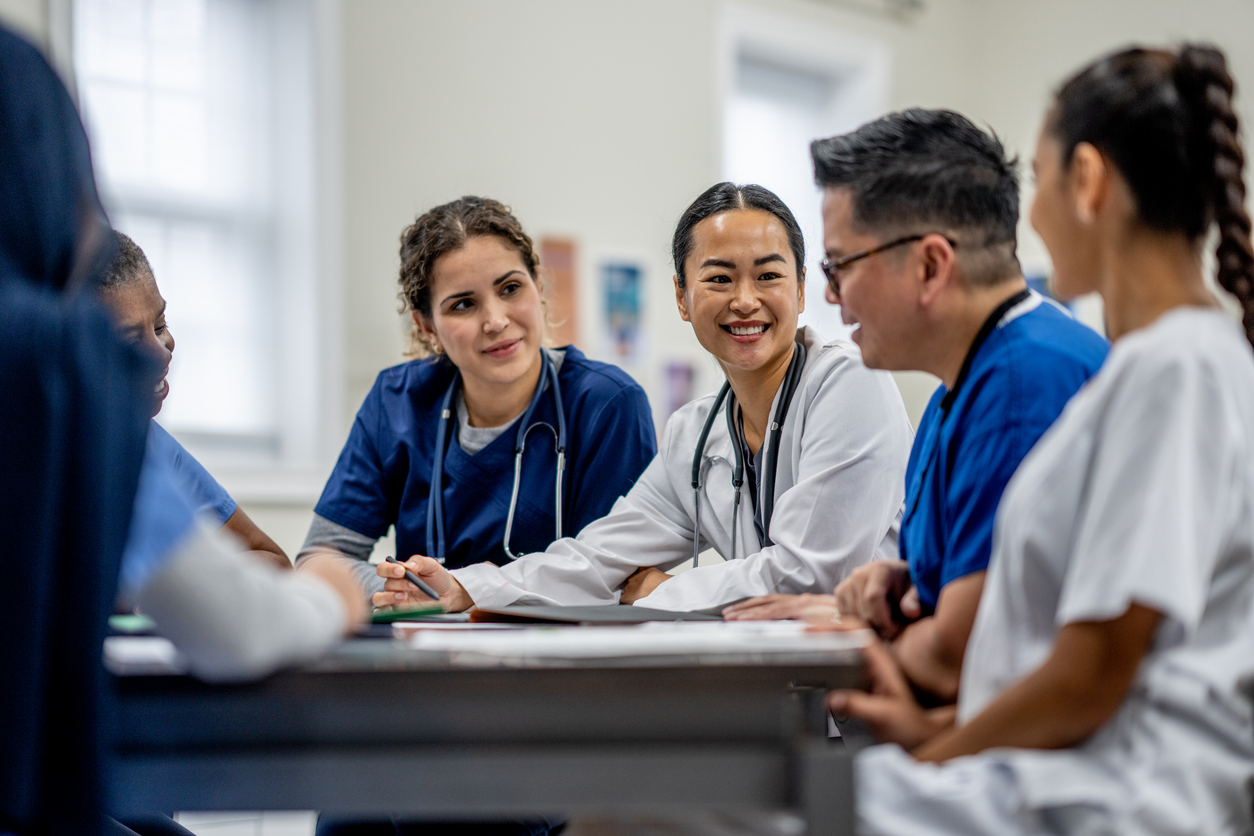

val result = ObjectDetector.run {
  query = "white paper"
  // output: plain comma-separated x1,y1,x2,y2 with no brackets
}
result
406,620,870,660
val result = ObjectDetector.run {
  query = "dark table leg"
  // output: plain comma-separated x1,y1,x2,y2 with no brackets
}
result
794,740,855,836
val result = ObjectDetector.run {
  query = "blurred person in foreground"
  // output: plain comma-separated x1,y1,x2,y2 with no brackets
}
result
0,24,364,836
834,43,1254,835
98,231,291,571
725,109,1108,709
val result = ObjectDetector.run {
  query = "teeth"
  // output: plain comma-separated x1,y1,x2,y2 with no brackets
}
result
729,325,766,336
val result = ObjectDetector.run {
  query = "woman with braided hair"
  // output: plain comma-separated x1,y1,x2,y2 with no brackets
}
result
836,44,1254,835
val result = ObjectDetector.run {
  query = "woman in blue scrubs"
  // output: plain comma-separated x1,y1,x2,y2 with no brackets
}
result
299,196,657,602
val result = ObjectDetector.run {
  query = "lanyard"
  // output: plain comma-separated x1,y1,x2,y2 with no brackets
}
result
904,288,1032,530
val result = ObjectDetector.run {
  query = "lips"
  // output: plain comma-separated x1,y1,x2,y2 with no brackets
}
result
483,338,522,359
720,321,770,343
154,375,169,401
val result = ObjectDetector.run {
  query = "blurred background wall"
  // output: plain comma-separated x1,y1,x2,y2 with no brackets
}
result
3,0,1251,560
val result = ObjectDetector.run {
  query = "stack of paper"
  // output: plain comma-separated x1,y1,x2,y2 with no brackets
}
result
406,620,869,661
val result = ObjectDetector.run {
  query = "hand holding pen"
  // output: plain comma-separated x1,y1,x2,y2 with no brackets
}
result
374,555,473,612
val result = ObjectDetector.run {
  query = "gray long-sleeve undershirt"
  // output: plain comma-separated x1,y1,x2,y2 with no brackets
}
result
296,514,384,597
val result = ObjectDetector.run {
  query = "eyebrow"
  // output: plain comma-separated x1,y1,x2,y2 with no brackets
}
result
699,254,787,271
440,270,526,306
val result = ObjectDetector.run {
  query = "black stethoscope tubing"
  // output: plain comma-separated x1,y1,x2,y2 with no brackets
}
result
426,350,567,562
690,341,808,565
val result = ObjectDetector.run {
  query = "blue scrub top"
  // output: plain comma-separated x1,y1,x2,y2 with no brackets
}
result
118,430,201,601
315,345,657,569
903,299,1108,613
148,421,238,524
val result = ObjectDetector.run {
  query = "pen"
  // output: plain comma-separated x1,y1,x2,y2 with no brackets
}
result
384,556,442,602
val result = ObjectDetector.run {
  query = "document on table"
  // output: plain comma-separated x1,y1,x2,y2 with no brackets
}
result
104,636,187,675
405,620,871,662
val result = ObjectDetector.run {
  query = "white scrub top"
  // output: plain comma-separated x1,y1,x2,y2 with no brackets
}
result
858,307,1254,836
452,326,913,613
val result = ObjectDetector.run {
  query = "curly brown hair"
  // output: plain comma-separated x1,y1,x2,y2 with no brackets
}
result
398,196,541,357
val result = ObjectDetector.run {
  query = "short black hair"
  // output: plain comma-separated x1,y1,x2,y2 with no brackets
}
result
811,108,1021,285
99,231,153,290
672,182,805,289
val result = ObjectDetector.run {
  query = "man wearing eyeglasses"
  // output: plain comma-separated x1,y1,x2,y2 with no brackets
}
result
725,109,1106,730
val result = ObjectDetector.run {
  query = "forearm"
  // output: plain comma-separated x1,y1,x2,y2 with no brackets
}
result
136,525,347,682
223,507,290,569
892,616,962,703
913,658,1103,760
914,607,1161,762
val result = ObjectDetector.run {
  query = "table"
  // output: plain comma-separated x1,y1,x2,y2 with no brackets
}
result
108,629,866,836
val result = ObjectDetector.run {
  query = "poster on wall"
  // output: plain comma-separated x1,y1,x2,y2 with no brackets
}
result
600,259,644,366
539,237,579,347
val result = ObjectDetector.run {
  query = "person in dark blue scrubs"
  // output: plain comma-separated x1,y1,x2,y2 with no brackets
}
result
300,197,656,601
304,199,655,835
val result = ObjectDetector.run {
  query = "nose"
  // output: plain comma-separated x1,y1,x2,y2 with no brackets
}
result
481,298,509,334
728,277,760,315
825,283,840,305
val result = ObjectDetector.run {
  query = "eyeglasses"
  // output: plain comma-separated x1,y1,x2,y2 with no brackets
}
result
819,233,958,296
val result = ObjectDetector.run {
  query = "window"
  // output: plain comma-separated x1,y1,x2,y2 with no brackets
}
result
71,0,342,487
719,5,890,341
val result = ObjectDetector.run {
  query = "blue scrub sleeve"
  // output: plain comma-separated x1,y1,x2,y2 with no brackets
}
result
147,421,237,524
313,387,393,539
118,441,199,602
565,384,658,535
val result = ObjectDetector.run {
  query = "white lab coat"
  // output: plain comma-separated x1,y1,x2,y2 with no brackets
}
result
452,326,913,612
857,308,1254,836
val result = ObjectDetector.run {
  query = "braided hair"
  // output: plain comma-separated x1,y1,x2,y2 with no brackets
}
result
1050,44,1254,347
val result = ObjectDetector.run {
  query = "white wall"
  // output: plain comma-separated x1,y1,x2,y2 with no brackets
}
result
337,0,983,429
960,0,1254,280
0,0,44,42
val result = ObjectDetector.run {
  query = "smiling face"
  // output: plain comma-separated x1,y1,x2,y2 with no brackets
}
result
675,209,804,375
820,188,921,371
418,235,544,389
100,272,175,417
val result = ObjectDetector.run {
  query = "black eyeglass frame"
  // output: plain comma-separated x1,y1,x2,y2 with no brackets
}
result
820,233,958,295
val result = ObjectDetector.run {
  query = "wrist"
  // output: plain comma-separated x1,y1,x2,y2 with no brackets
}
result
444,574,475,612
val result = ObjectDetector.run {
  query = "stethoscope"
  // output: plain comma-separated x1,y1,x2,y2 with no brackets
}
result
689,341,808,567
426,350,567,562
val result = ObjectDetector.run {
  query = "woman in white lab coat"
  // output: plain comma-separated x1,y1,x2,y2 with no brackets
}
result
376,182,913,614
832,44,1254,835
